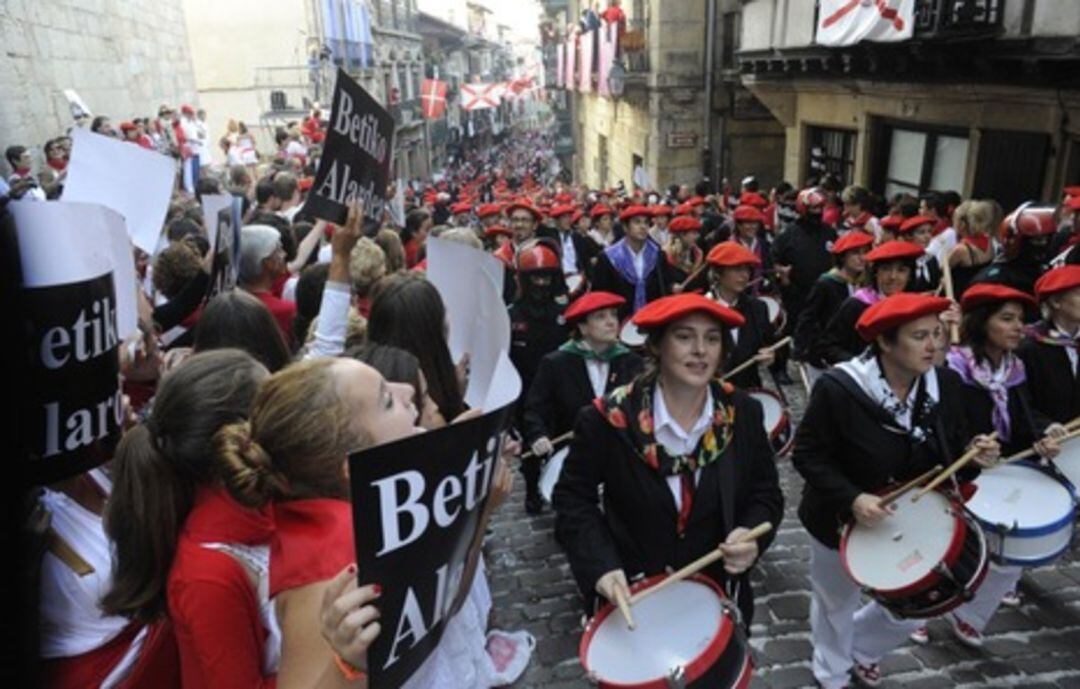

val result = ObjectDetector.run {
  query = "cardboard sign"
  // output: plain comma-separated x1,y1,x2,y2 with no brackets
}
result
301,68,395,228
206,196,244,300
348,405,512,688
10,201,137,484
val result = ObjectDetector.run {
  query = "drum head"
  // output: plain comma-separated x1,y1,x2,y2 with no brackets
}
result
843,491,958,592
538,447,570,503
968,463,1074,532
620,320,646,347
1053,437,1080,494
583,578,728,684
749,389,783,434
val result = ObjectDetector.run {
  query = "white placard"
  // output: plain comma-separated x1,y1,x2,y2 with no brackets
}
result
63,127,177,255
426,237,521,411
200,193,234,255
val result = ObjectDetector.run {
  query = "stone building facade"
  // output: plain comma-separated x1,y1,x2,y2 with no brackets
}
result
0,0,198,164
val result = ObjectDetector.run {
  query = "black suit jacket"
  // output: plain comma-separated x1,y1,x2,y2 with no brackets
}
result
794,273,851,364
724,295,775,389
553,386,783,624
1018,335,1080,425
590,243,676,311
814,296,871,366
539,227,603,280
523,349,644,445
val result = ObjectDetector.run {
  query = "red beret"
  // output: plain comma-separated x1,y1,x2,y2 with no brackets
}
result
651,205,674,217
864,240,923,263
732,205,766,224
830,232,874,255
450,202,472,215
856,293,952,342
1063,186,1080,199
687,196,706,207
619,205,651,222
1035,265,1080,300
554,193,574,203
590,204,614,219
180,104,195,115
668,216,703,233
505,200,543,221
549,204,575,218
899,215,936,234
632,294,745,330
706,241,762,268
484,225,512,238
119,121,138,133
739,192,769,209
880,215,904,231
476,203,503,218
1066,196,1080,211
564,291,626,323
297,177,314,192
960,283,1036,311
674,203,694,216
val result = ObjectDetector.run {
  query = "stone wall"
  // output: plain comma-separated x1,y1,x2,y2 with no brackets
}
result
0,0,198,169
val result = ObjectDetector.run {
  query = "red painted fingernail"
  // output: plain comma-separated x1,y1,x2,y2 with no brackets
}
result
373,584,383,595
347,564,357,574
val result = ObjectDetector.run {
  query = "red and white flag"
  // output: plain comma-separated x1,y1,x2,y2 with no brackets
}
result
598,22,618,96
556,45,565,87
579,30,594,93
420,79,448,119
564,36,576,90
461,83,501,111
816,0,914,46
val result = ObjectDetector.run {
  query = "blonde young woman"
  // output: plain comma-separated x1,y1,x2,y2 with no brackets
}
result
947,200,999,297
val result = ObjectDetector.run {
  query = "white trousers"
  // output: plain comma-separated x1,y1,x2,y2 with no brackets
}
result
809,537,922,689
952,562,1023,631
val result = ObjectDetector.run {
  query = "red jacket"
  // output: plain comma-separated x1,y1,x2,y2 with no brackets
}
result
167,487,276,689
270,499,354,598
252,290,297,347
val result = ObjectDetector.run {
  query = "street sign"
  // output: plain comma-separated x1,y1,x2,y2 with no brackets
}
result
667,132,698,148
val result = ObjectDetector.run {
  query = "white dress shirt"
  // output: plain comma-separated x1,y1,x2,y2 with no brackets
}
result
630,243,646,279
560,231,578,275
653,384,712,510
584,358,610,397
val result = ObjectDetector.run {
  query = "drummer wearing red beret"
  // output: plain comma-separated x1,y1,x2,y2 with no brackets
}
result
730,205,773,294
793,231,874,381
649,204,673,246
662,215,704,285
898,215,943,293
793,293,999,689
926,283,1067,648
522,292,644,513
590,205,677,315
549,203,601,285
704,242,779,390
450,201,473,226
1019,265,1080,424
588,204,618,247
1049,193,1080,264
553,294,783,629
813,241,931,367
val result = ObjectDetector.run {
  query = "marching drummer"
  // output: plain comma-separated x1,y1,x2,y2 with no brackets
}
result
1019,265,1080,423
793,293,999,689
522,292,644,514
549,203,599,282
705,241,779,390
813,240,925,367
662,215,704,285
925,283,1068,646
553,293,783,627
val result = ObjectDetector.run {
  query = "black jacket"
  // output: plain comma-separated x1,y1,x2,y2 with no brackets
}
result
540,227,602,280
950,364,1048,456
590,243,676,310
794,272,851,365
814,296,871,367
523,349,644,445
771,220,837,315
793,366,976,549
1017,333,1080,425
553,386,783,624
909,256,942,294
724,294,776,390
509,300,569,409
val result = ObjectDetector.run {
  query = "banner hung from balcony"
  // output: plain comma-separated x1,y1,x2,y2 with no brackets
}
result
461,83,501,111
816,0,914,46
421,79,448,119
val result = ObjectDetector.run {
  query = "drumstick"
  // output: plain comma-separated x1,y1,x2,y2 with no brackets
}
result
797,362,813,396
999,426,1080,466
628,522,773,606
675,263,709,293
913,432,997,501
876,465,943,510
940,255,960,345
520,430,575,461
614,586,636,630
720,337,793,381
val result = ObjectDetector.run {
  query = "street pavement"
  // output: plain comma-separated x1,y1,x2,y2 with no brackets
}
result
485,369,1080,688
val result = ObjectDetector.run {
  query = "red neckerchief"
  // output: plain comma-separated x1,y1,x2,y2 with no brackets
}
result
964,235,991,253
270,498,354,597
933,218,950,237
46,158,67,172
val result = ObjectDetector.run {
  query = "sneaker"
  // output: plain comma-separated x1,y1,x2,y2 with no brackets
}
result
852,662,883,687
948,614,984,648
909,626,930,645
1001,589,1022,607
524,493,544,515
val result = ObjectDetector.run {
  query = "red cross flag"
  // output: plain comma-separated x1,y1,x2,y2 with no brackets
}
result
421,79,448,119
461,83,501,111
816,0,914,46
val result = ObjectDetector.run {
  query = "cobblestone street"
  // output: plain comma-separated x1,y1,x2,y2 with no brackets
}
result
486,373,1080,688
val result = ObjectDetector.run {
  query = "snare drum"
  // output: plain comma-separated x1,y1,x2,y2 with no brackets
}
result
966,462,1075,566
580,575,753,688
538,447,569,503
748,388,792,456
841,489,988,619
760,295,786,334
620,319,647,349
1051,436,1080,496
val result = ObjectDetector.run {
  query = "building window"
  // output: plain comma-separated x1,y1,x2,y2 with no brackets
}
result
806,126,856,186
398,64,410,99
878,124,969,200
721,12,739,70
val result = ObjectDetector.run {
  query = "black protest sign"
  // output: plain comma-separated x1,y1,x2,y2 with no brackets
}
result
348,405,512,688
302,68,395,228
207,196,244,300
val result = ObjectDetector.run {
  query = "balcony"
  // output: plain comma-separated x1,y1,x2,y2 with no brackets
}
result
623,18,650,74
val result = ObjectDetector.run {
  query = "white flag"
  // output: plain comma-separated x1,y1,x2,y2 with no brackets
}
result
816,0,914,47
